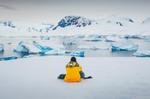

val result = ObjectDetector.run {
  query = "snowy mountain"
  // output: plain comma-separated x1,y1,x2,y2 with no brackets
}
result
52,15,135,29
142,17,150,24
27,23,54,33
0,15,150,36
97,16,134,27
0,21,16,28
0,20,54,35
53,16,96,30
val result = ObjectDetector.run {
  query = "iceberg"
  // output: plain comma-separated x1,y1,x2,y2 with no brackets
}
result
62,37,79,51
111,42,138,52
123,35,144,39
14,41,40,56
0,44,4,52
78,45,109,50
78,45,97,50
133,50,150,57
33,41,53,53
44,49,66,55
14,42,30,56
66,51,85,57
44,49,84,57
83,35,102,42
144,35,150,42
105,35,123,42
40,36,50,40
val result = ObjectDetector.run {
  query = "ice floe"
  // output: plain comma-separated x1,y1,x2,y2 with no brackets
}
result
111,41,138,51
133,50,150,57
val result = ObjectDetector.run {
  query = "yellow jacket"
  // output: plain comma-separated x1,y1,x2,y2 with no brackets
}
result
64,62,82,82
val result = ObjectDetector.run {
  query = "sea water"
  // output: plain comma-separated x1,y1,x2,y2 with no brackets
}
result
0,36,150,59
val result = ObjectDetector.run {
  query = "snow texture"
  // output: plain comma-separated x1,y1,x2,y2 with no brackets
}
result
0,56,150,99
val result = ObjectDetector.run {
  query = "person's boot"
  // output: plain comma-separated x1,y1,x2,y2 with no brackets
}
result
84,76,92,79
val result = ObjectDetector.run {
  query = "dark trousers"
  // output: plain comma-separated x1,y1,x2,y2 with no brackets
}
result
80,71,86,79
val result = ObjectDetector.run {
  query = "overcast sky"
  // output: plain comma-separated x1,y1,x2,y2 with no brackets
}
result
0,0,150,23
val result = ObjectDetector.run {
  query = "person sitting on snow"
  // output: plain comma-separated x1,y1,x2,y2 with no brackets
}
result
58,57,92,82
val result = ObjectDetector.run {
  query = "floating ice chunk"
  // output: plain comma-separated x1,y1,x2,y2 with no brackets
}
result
0,44,4,52
44,49,66,55
123,35,144,39
33,41,53,53
111,42,138,51
133,50,150,57
14,42,30,56
83,35,102,42
78,45,109,50
89,46,109,50
62,37,79,51
66,51,85,57
0,56,17,61
105,35,123,42
44,49,84,57
78,45,97,50
14,41,40,55
40,36,50,40
144,35,150,42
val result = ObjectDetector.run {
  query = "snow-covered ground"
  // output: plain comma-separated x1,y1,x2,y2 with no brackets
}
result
0,56,150,99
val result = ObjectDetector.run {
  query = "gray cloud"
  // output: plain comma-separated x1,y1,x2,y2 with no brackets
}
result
0,0,150,4
0,0,149,23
